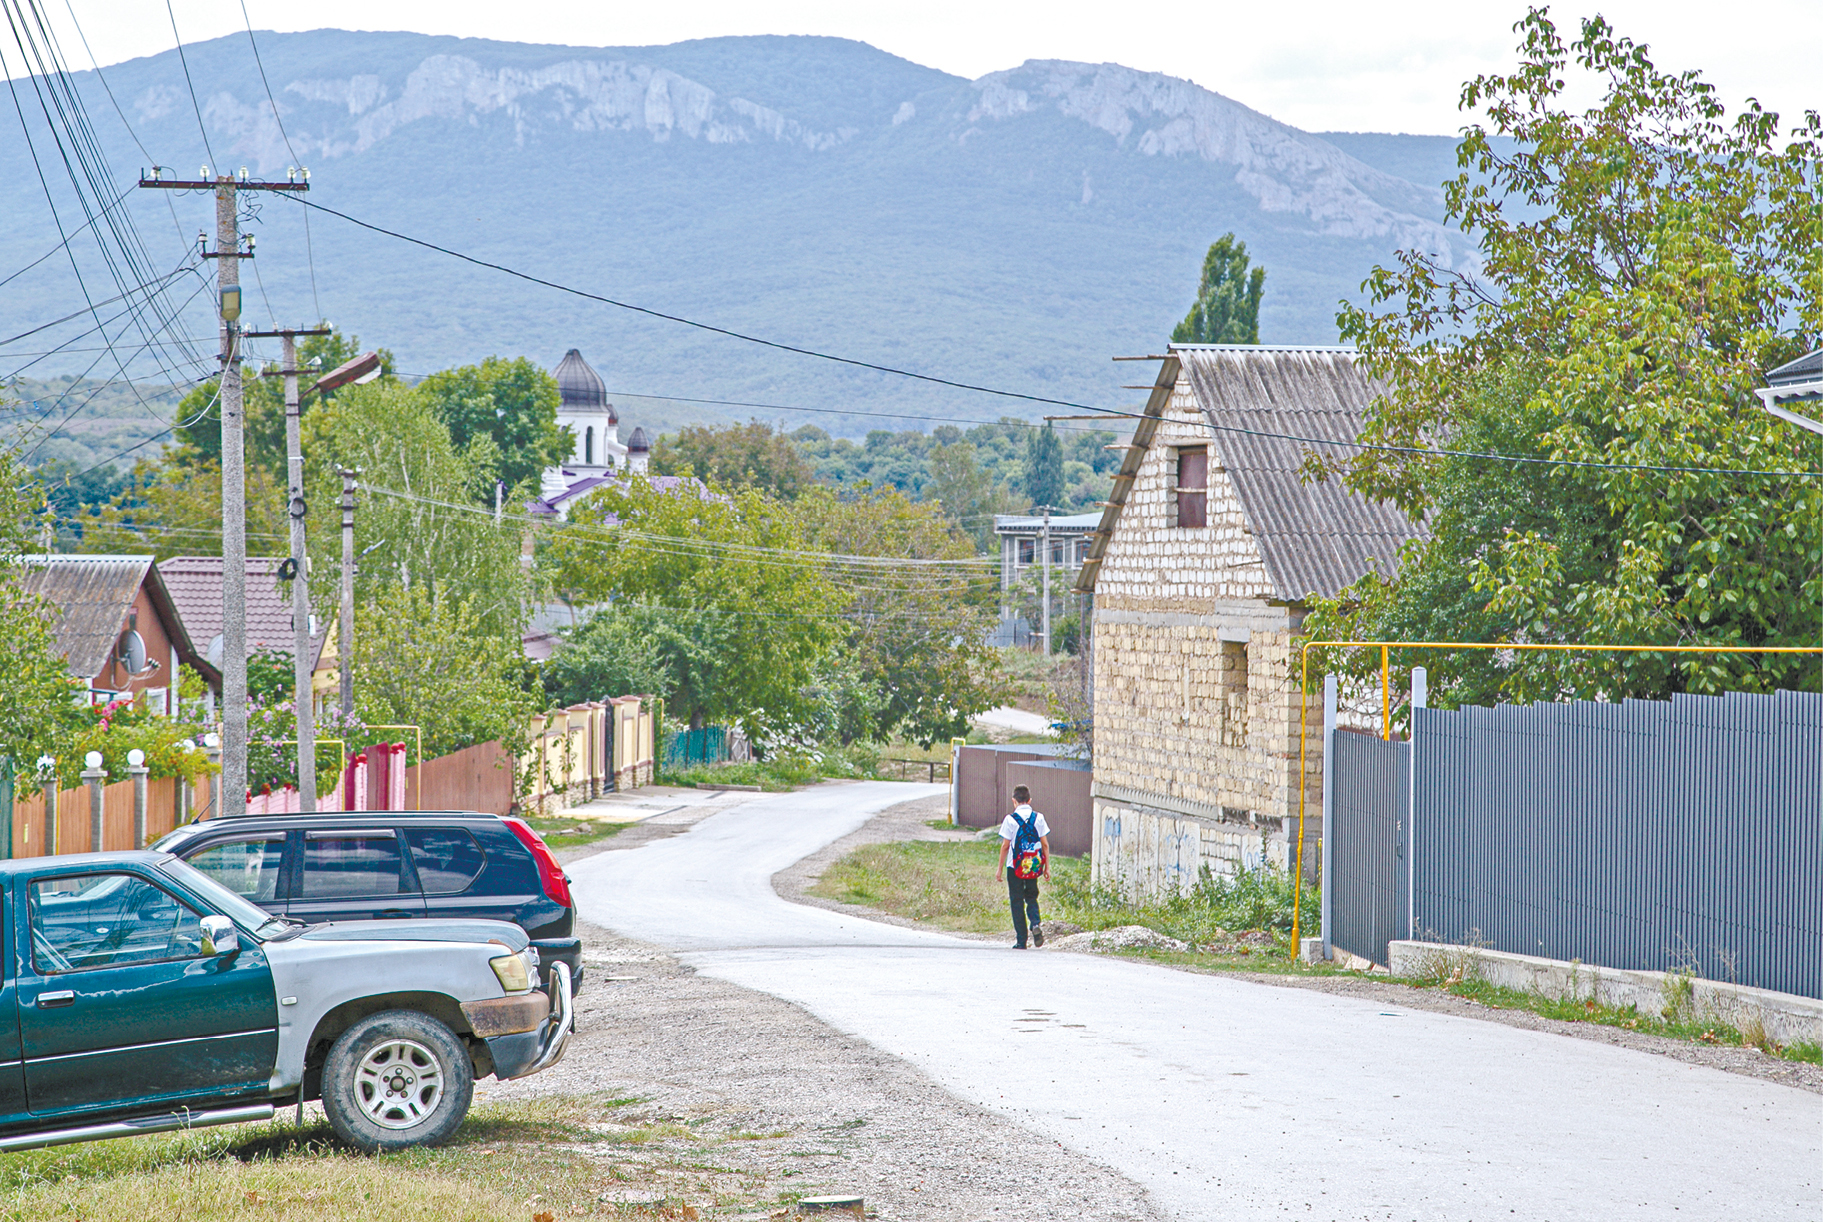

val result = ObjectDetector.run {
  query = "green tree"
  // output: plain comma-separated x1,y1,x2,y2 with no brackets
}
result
1171,233,1266,345
543,478,844,736
1313,10,1823,705
650,421,815,500
1023,425,1065,510
302,381,530,641
352,584,538,760
797,486,1006,746
0,441,83,763
926,440,1019,551
541,603,684,708
73,457,288,560
416,356,569,493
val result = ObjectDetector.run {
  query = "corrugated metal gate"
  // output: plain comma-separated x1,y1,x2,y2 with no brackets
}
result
1326,688,1823,998
1325,732,1407,966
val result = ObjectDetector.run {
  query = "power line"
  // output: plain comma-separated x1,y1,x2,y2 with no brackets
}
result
161,0,213,167
285,195,1104,414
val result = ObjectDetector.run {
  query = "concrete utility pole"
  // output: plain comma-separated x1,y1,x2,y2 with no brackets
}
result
1039,504,1052,656
249,325,332,811
140,167,307,819
340,469,357,718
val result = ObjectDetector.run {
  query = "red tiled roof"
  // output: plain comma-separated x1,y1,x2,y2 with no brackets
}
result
159,556,328,669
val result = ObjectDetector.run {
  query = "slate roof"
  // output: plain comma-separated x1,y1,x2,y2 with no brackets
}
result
1177,346,1424,601
159,556,327,669
1765,349,1822,405
1077,346,1424,603
13,554,210,683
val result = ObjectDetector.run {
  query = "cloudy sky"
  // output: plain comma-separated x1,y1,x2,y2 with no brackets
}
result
33,1,1823,134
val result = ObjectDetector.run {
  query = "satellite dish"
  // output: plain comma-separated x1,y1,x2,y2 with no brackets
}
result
117,629,148,674
208,633,224,667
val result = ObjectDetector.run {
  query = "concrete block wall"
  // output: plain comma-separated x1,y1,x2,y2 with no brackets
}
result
1091,798,1294,902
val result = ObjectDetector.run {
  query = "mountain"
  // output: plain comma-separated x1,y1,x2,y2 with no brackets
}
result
0,31,1477,446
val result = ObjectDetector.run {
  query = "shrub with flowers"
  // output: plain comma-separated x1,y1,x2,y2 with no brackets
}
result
247,698,367,799
51,700,218,790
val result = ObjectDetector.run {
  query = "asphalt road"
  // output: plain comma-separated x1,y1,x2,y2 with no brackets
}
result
568,781,1821,1221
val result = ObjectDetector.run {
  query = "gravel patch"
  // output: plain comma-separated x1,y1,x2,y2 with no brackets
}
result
1046,926,1190,954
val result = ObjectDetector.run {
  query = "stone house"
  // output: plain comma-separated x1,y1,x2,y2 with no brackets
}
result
1076,345,1423,899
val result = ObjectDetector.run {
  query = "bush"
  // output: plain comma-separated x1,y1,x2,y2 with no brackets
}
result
1048,859,1317,945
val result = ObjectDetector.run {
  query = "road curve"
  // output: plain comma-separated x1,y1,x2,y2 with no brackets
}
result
569,781,1820,1221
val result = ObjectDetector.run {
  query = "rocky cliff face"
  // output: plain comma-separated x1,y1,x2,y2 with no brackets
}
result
148,41,1469,271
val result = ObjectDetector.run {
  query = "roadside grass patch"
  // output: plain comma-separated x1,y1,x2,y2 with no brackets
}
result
526,815,630,850
811,839,1008,932
0,1096,822,1221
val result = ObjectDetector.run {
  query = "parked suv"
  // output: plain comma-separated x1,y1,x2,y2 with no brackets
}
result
152,811,583,993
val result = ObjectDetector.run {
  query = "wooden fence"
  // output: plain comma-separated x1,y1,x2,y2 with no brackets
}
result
405,740,515,815
9,775,183,856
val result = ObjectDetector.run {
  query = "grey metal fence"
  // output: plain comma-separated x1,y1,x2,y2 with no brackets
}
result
1327,687,1823,999
1326,732,1407,966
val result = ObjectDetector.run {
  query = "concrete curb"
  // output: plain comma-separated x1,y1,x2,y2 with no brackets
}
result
1387,940,1823,1047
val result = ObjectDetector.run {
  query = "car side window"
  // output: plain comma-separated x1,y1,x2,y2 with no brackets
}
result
183,835,286,901
301,831,404,898
405,829,486,895
29,874,204,973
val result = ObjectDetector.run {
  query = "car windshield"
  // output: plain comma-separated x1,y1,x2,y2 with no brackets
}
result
157,857,299,940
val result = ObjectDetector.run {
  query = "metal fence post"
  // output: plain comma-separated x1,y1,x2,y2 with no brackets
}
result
41,762,58,855
1319,673,1337,961
0,756,12,860
1407,666,1427,941
81,753,107,854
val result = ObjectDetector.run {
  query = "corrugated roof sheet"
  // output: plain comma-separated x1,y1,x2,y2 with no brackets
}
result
1767,349,1821,386
160,556,325,666
14,554,151,679
1178,346,1425,601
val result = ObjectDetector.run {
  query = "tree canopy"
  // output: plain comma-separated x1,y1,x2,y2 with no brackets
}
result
1311,10,1823,705
1023,425,1065,510
1171,233,1266,345
416,356,569,493
651,420,815,499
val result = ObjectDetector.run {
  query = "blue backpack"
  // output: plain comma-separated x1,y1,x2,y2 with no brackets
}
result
1011,810,1046,879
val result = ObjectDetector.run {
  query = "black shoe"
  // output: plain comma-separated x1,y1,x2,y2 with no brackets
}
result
1014,941,1027,949
1032,924,1045,948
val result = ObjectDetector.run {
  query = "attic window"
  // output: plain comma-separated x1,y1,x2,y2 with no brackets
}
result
1175,447,1208,528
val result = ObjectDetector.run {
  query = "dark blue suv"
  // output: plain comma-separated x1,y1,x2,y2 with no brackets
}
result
152,811,583,993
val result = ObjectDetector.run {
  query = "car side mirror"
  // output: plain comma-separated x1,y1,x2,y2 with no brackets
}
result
200,915,239,956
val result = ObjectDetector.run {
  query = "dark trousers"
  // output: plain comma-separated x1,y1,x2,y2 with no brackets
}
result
1006,867,1041,946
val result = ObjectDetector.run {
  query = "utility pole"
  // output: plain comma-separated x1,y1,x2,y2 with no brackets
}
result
249,325,331,811
339,469,357,718
141,166,307,819
1039,504,1052,657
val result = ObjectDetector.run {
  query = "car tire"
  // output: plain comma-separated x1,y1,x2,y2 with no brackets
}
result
321,1010,474,1151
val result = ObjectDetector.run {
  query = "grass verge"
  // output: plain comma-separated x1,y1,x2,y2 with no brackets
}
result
524,815,630,851
0,1095,833,1220
658,743,885,792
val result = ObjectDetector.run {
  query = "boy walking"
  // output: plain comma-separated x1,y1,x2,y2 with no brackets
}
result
998,785,1051,948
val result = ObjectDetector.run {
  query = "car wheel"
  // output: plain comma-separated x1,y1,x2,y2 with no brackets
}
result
321,1010,474,1151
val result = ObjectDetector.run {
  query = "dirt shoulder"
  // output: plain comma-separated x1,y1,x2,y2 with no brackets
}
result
775,794,1823,1097
497,791,1162,1222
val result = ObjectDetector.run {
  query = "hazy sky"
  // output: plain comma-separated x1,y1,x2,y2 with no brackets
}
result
35,1,1823,134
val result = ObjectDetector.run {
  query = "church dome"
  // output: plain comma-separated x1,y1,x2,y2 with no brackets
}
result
626,426,650,453
554,349,606,411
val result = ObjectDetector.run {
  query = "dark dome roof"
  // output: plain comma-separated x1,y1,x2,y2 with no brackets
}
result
627,426,650,452
554,349,606,410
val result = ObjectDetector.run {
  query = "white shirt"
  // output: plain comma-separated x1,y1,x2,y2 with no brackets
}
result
999,806,1050,869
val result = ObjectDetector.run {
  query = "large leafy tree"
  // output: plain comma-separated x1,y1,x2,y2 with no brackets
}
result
797,486,1006,746
650,421,815,500
1171,233,1266,345
543,479,843,736
416,356,568,493
1311,10,1823,704
302,381,530,641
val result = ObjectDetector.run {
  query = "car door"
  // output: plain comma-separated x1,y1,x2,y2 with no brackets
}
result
287,828,425,924
16,868,278,1117
407,826,514,923
174,832,288,917
0,878,28,1130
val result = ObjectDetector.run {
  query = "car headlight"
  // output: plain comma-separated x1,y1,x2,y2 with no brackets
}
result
490,950,532,992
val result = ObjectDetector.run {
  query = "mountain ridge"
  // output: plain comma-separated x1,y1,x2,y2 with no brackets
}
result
1,30,1479,448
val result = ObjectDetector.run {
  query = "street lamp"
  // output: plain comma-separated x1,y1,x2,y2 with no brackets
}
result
1755,349,1823,435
